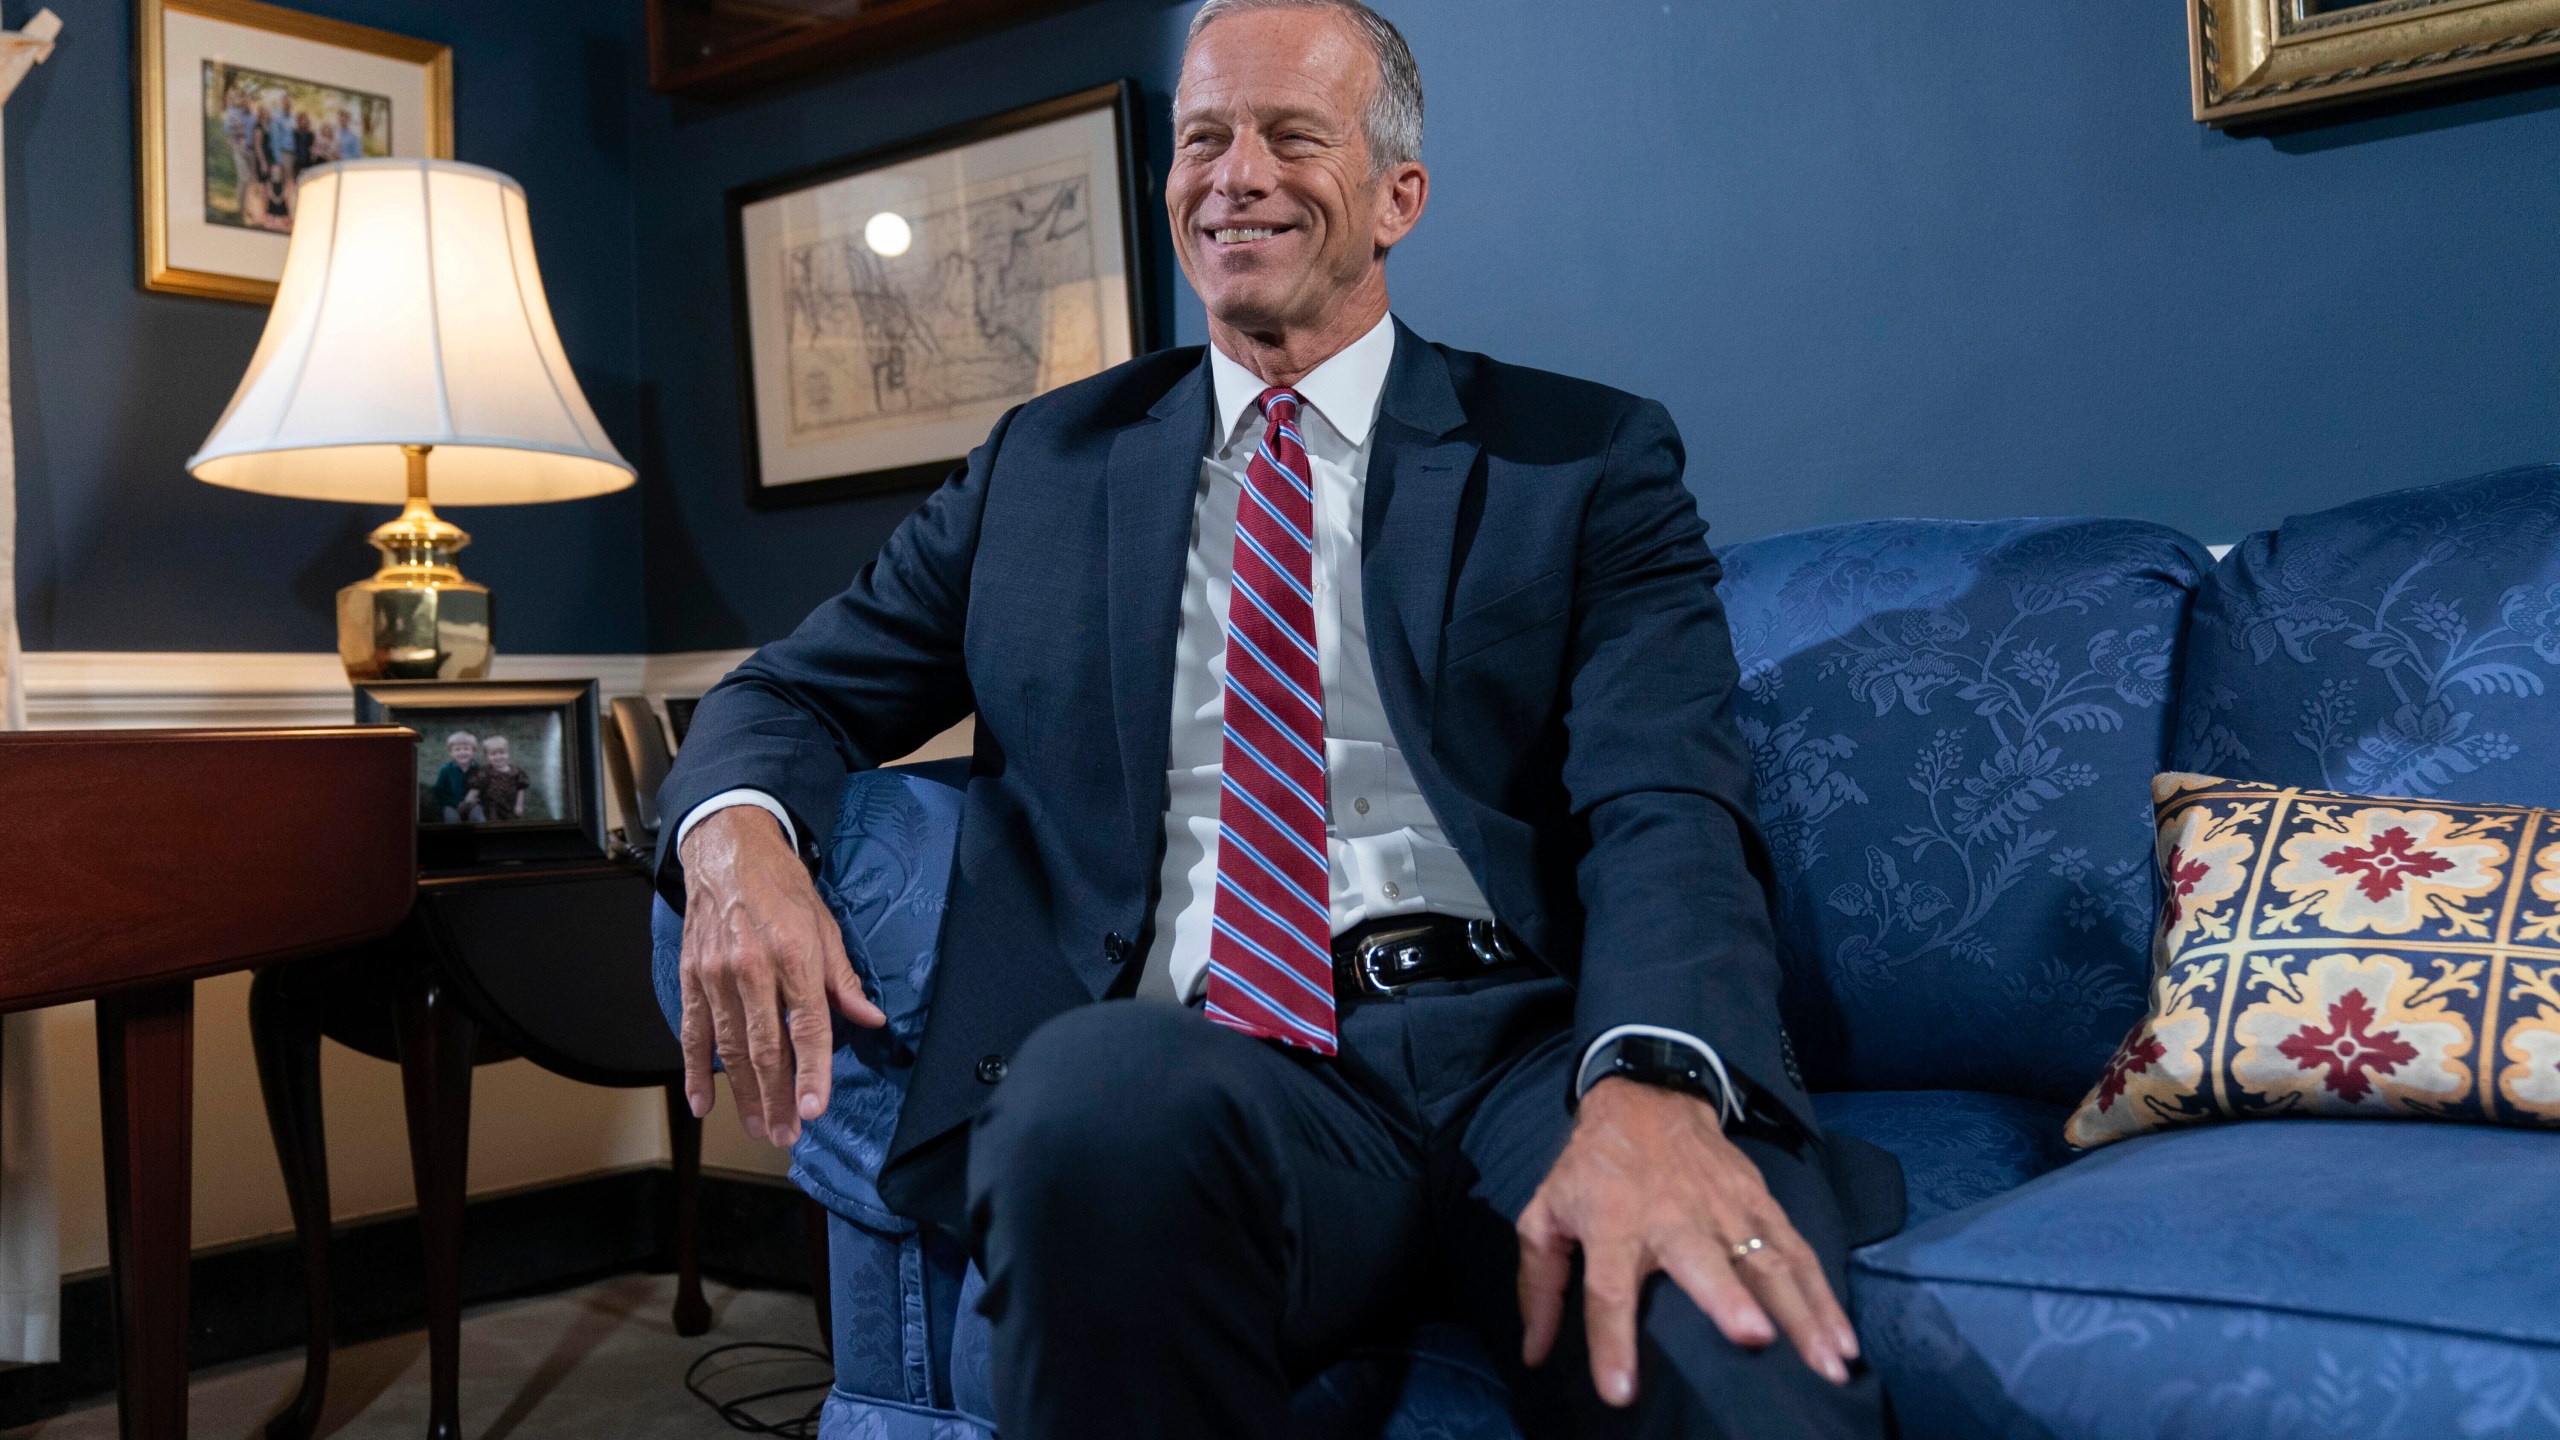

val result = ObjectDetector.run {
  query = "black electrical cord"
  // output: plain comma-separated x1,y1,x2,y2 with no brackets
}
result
684,1340,835,1438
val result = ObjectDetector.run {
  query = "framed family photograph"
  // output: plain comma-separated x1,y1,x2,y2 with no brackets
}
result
728,80,1153,509
136,0,452,302
356,679,604,867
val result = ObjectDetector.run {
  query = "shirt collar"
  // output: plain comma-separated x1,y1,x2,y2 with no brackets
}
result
1207,311,1397,453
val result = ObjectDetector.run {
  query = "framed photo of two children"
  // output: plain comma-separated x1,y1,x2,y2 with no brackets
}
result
136,0,452,302
356,679,605,868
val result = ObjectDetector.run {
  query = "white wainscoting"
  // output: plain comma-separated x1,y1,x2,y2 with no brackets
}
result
19,649,752,731
18,648,976,768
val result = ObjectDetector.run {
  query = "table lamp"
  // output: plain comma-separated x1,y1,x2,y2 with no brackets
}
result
187,158,634,681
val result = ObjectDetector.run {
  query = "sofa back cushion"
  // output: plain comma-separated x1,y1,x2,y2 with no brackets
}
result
1718,518,2211,1103
2173,465,2560,808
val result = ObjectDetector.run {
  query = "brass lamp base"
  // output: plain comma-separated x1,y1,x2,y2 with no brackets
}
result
336,445,494,681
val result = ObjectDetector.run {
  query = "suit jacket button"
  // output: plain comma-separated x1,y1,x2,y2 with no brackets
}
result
975,1054,1008,1085
1104,931,1128,962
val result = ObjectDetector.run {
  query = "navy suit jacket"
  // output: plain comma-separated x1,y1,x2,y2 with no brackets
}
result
660,321,1808,1232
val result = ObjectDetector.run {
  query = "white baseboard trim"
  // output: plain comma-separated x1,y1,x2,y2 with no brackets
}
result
20,649,753,731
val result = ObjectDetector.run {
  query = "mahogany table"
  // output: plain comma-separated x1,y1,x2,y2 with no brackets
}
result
250,856,721,1440
0,727,416,1440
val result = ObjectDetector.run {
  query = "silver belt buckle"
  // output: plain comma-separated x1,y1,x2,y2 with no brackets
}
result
1351,922,1443,996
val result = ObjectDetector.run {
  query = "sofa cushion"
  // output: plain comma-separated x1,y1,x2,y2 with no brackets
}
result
1861,1278,2560,1440
1717,518,2212,1103
1853,1120,2560,1440
1813,1090,2075,1226
2175,464,2560,808
2067,773,2560,1150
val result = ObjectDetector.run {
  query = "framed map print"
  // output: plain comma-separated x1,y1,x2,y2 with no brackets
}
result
729,81,1153,508
137,0,451,303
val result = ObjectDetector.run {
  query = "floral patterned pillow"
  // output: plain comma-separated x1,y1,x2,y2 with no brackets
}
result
2064,772,2560,1149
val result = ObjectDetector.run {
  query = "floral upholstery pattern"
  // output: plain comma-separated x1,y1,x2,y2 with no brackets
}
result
2173,465,2560,809
655,764,978,1438
1867,1285,2560,1440
1853,1120,2560,1440
1717,518,2212,1103
2066,773,2560,1149
1810,1091,2076,1227
650,760,967,1228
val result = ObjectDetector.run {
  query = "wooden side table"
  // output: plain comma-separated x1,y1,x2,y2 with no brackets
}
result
252,856,777,1440
0,727,416,1440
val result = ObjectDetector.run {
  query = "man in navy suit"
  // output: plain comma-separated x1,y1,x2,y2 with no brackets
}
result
661,2,1899,1435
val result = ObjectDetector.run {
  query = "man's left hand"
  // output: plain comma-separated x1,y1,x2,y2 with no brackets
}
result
1516,1077,1858,1406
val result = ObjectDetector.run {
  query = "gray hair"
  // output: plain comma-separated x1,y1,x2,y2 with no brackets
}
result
1186,0,1423,170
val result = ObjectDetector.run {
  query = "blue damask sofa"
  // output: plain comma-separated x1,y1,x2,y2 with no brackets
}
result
653,464,2560,1439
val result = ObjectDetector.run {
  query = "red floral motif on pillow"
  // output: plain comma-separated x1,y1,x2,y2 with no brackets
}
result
2093,1024,2167,1113
2161,848,2212,931
2321,827,2454,903
2276,990,2420,1103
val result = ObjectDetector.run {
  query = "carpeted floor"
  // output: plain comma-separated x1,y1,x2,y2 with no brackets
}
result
5,1275,830,1440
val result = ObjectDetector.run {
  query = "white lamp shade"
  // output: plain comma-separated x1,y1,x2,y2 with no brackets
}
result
187,159,634,506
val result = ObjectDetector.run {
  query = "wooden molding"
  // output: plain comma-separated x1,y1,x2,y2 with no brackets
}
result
649,0,1067,100
17,648,974,760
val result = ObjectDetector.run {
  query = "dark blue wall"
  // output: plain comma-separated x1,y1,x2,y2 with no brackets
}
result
633,0,2560,651
9,0,647,653
1390,1,2560,551
14,0,2560,654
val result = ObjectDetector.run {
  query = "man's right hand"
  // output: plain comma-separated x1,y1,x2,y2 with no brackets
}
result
678,805,887,1147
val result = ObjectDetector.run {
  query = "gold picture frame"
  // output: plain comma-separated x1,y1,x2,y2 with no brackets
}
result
2192,0,2560,126
136,0,450,302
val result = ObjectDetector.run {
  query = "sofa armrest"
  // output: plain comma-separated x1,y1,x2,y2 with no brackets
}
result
650,759,970,1230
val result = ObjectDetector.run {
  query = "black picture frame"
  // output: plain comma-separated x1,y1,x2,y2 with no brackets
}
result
355,679,606,868
727,78,1157,511
663,695,700,748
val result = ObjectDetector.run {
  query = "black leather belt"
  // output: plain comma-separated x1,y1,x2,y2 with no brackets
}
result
1332,915,1538,998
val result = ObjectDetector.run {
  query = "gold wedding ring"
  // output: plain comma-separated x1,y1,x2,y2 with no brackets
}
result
1730,1236,1767,1262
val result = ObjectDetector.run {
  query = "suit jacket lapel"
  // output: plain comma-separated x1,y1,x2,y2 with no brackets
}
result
1106,356,1216,850
1363,322,1477,737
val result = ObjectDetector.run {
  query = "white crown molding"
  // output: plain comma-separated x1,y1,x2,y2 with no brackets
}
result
20,649,752,731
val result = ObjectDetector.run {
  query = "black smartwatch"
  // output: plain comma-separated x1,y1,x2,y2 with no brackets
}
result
1574,1033,1733,1119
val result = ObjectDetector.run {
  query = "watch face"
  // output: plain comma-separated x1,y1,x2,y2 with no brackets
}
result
1605,1037,1723,1113
1623,1035,1696,1076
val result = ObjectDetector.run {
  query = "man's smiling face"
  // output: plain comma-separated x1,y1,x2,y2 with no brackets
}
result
1168,7,1415,344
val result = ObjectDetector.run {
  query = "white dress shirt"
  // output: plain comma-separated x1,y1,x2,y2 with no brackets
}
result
678,312,1733,1115
1138,312,1489,1003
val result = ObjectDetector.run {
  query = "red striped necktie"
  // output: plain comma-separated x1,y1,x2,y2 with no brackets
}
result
1203,388,1337,1055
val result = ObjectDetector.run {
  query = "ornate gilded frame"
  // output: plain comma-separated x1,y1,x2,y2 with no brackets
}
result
2191,0,2560,126
136,0,451,302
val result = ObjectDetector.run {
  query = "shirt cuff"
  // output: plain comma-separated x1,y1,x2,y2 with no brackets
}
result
1575,1024,1744,1127
673,788,799,854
